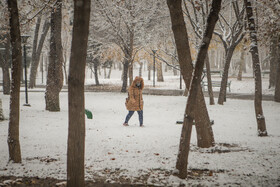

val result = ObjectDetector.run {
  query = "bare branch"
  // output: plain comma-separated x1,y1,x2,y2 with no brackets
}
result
21,0,53,26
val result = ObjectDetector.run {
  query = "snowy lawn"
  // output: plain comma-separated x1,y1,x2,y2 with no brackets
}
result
0,92,280,186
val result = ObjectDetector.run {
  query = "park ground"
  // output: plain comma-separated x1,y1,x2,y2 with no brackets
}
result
0,84,280,186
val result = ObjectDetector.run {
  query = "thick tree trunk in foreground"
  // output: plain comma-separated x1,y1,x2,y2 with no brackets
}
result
45,1,63,111
29,20,50,88
2,37,11,95
67,0,90,186
244,0,267,136
167,0,214,149
168,0,221,178
205,54,215,105
7,0,22,163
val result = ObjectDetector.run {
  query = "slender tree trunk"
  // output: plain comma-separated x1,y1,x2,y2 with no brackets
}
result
128,63,133,85
7,0,22,163
118,62,122,71
237,46,245,81
275,52,280,102
29,20,50,88
107,64,112,79
205,54,214,105
2,36,11,95
269,37,278,88
94,61,99,86
29,16,41,86
168,0,221,178
67,0,90,187
218,47,234,104
63,52,68,85
147,62,151,80
167,0,214,149
121,58,129,92
274,36,280,102
244,0,267,136
0,99,4,121
45,1,63,111
157,61,164,82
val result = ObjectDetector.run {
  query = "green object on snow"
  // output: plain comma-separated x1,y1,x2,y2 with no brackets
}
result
85,109,93,119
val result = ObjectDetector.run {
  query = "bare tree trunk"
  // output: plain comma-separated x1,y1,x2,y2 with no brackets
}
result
0,99,4,121
218,47,234,104
167,0,215,149
168,0,221,178
269,37,278,88
147,62,151,80
67,1,90,187
128,63,133,85
205,54,214,105
237,45,245,81
244,0,267,136
107,64,112,79
7,0,22,163
274,36,280,102
45,1,63,111
29,16,41,86
63,52,68,85
29,20,50,88
157,61,164,82
118,62,122,71
93,60,100,86
2,36,11,95
121,58,129,92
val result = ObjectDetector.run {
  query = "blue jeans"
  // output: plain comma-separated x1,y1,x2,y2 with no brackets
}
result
125,110,143,125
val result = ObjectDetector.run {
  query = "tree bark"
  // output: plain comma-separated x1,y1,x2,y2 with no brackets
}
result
167,0,215,149
147,62,151,80
157,61,164,82
244,0,267,136
2,36,11,95
0,99,4,121
29,16,41,87
93,59,99,85
67,0,90,186
45,1,63,111
205,54,215,105
168,0,221,178
274,37,280,102
237,45,245,81
128,63,133,85
7,0,22,163
218,47,235,105
29,20,50,88
269,37,278,88
121,58,129,92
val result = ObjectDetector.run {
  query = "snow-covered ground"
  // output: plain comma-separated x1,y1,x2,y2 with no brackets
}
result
0,92,279,186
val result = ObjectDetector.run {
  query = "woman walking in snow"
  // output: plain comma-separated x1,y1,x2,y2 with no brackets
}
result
123,76,144,127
